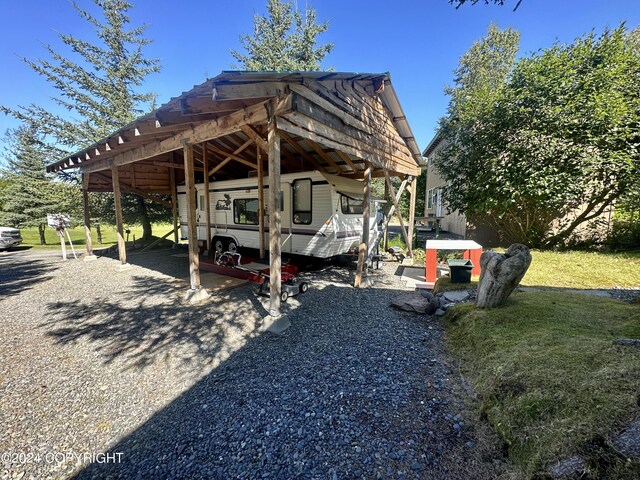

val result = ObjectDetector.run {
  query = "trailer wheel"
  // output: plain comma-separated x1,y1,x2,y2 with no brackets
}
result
280,291,289,303
213,238,225,254
299,282,309,294
226,239,238,253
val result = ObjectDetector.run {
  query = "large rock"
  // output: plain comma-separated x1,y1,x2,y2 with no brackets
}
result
391,293,435,314
476,244,532,308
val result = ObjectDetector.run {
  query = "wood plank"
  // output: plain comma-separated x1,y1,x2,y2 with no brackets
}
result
292,88,412,159
111,166,127,264
408,176,417,253
240,125,268,152
79,94,293,174
257,145,265,259
277,115,420,176
169,153,179,246
212,81,289,101
203,142,212,252
384,171,413,257
268,116,282,317
184,143,201,290
82,173,93,256
355,163,372,287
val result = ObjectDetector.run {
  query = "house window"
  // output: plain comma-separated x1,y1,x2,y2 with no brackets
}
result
292,179,312,224
427,189,434,209
340,194,364,215
234,198,259,225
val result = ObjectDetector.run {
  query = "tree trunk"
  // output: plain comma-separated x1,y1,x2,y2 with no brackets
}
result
96,223,102,244
476,244,532,308
136,195,152,242
38,224,46,245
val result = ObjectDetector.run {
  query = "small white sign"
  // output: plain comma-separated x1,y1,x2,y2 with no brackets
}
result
47,213,71,230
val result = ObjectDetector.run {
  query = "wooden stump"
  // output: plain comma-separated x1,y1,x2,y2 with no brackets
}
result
476,244,532,308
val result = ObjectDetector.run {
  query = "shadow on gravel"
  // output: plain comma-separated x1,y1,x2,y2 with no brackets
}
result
40,274,265,370
0,253,56,298
41,265,503,479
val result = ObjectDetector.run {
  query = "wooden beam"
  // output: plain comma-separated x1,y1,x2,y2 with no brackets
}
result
257,145,265,259
206,138,254,176
111,166,127,265
153,161,205,172
93,172,172,208
79,94,292,174
184,143,201,290
206,143,258,170
279,131,329,174
240,125,268,152
384,172,413,257
203,142,212,252
213,81,289,101
277,115,420,177
169,154,179,246
408,176,417,253
355,163,372,288
268,117,282,318
307,140,344,173
82,173,93,256
382,178,409,232
334,149,359,173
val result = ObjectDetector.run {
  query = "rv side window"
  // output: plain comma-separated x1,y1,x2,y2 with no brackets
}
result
234,198,259,225
292,179,312,225
340,195,363,215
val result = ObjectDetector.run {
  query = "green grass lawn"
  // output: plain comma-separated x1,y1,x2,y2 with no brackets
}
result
444,291,640,479
522,250,640,289
17,224,174,250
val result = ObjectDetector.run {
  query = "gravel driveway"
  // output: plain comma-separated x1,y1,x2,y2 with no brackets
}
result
0,248,506,479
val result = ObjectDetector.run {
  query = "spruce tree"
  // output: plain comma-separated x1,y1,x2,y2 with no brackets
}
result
1,0,162,241
0,127,79,244
231,0,333,71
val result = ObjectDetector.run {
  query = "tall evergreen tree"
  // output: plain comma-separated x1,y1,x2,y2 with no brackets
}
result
231,0,333,71
1,0,163,241
0,127,80,244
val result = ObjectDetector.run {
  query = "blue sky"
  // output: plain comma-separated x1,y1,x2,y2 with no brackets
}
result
1,0,638,158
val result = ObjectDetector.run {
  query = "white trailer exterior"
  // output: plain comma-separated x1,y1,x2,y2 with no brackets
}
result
177,171,382,259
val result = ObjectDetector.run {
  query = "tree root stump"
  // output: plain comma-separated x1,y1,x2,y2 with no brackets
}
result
476,244,532,308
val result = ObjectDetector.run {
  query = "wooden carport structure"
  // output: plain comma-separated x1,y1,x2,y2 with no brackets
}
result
47,71,424,317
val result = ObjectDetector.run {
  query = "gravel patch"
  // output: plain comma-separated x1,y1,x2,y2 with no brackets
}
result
1,249,507,479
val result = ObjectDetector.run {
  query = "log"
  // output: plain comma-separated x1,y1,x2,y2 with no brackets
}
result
476,244,532,308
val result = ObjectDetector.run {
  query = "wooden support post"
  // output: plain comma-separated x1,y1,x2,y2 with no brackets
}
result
268,118,282,317
384,172,413,258
111,165,127,264
383,180,389,251
183,142,201,290
169,153,179,247
202,143,212,253
82,173,93,256
355,163,372,287
408,176,417,252
257,144,266,259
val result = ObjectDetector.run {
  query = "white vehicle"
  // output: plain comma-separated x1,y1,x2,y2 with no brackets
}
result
0,227,23,250
177,171,384,259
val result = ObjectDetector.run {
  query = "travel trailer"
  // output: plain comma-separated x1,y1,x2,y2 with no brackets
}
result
177,171,384,259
